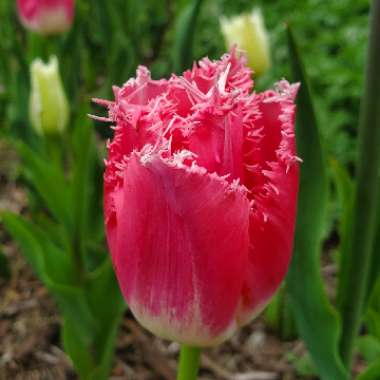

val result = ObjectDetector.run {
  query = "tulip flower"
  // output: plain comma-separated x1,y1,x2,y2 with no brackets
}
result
220,9,271,76
17,0,74,35
29,56,69,135
97,49,299,347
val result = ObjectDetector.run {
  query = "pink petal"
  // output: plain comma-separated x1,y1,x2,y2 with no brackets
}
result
187,108,244,181
237,81,300,325
104,67,172,199
115,66,168,106
107,152,250,346
183,48,253,96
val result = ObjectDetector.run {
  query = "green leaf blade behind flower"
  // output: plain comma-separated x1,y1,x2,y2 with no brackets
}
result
172,0,204,73
285,25,348,380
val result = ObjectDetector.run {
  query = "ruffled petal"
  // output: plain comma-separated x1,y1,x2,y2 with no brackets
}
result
108,151,251,346
114,66,168,106
237,81,300,325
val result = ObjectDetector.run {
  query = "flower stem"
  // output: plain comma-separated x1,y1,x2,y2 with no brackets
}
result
339,0,380,370
177,345,202,380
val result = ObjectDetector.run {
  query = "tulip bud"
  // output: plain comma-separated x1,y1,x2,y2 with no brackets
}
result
17,0,74,35
220,9,271,76
29,56,69,135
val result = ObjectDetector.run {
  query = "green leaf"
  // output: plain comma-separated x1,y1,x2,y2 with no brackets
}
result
93,0,137,94
338,1,380,367
287,352,317,378
366,279,380,340
51,282,98,338
62,316,96,380
16,142,73,232
85,259,126,380
356,335,380,363
264,289,282,332
330,159,355,307
87,313,123,380
1,212,46,279
86,259,125,327
107,35,136,91
264,286,297,340
368,176,380,298
172,0,204,73
366,309,380,341
71,113,94,269
3,214,75,284
285,25,348,380
330,158,354,237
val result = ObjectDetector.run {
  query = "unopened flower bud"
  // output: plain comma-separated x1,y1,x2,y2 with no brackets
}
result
29,56,69,135
221,9,271,77
17,0,74,35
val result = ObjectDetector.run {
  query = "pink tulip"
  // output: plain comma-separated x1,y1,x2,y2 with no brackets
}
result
98,50,299,346
17,0,74,35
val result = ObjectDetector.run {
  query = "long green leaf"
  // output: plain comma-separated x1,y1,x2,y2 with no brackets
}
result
338,0,380,368
86,260,126,380
366,279,380,340
331,159,355,308
1,212,46,279
71,113,94,272
2,213,76,284
367,176,380,299
62,316,96,380
285,25,348,380
17,142,73,232
172,0,204,73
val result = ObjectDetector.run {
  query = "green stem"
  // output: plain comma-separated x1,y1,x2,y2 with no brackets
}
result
339,0,380,370
177,345,202,380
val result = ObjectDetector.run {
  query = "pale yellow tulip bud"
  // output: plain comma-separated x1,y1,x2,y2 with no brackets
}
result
29,56,69,135
220,9,271,77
